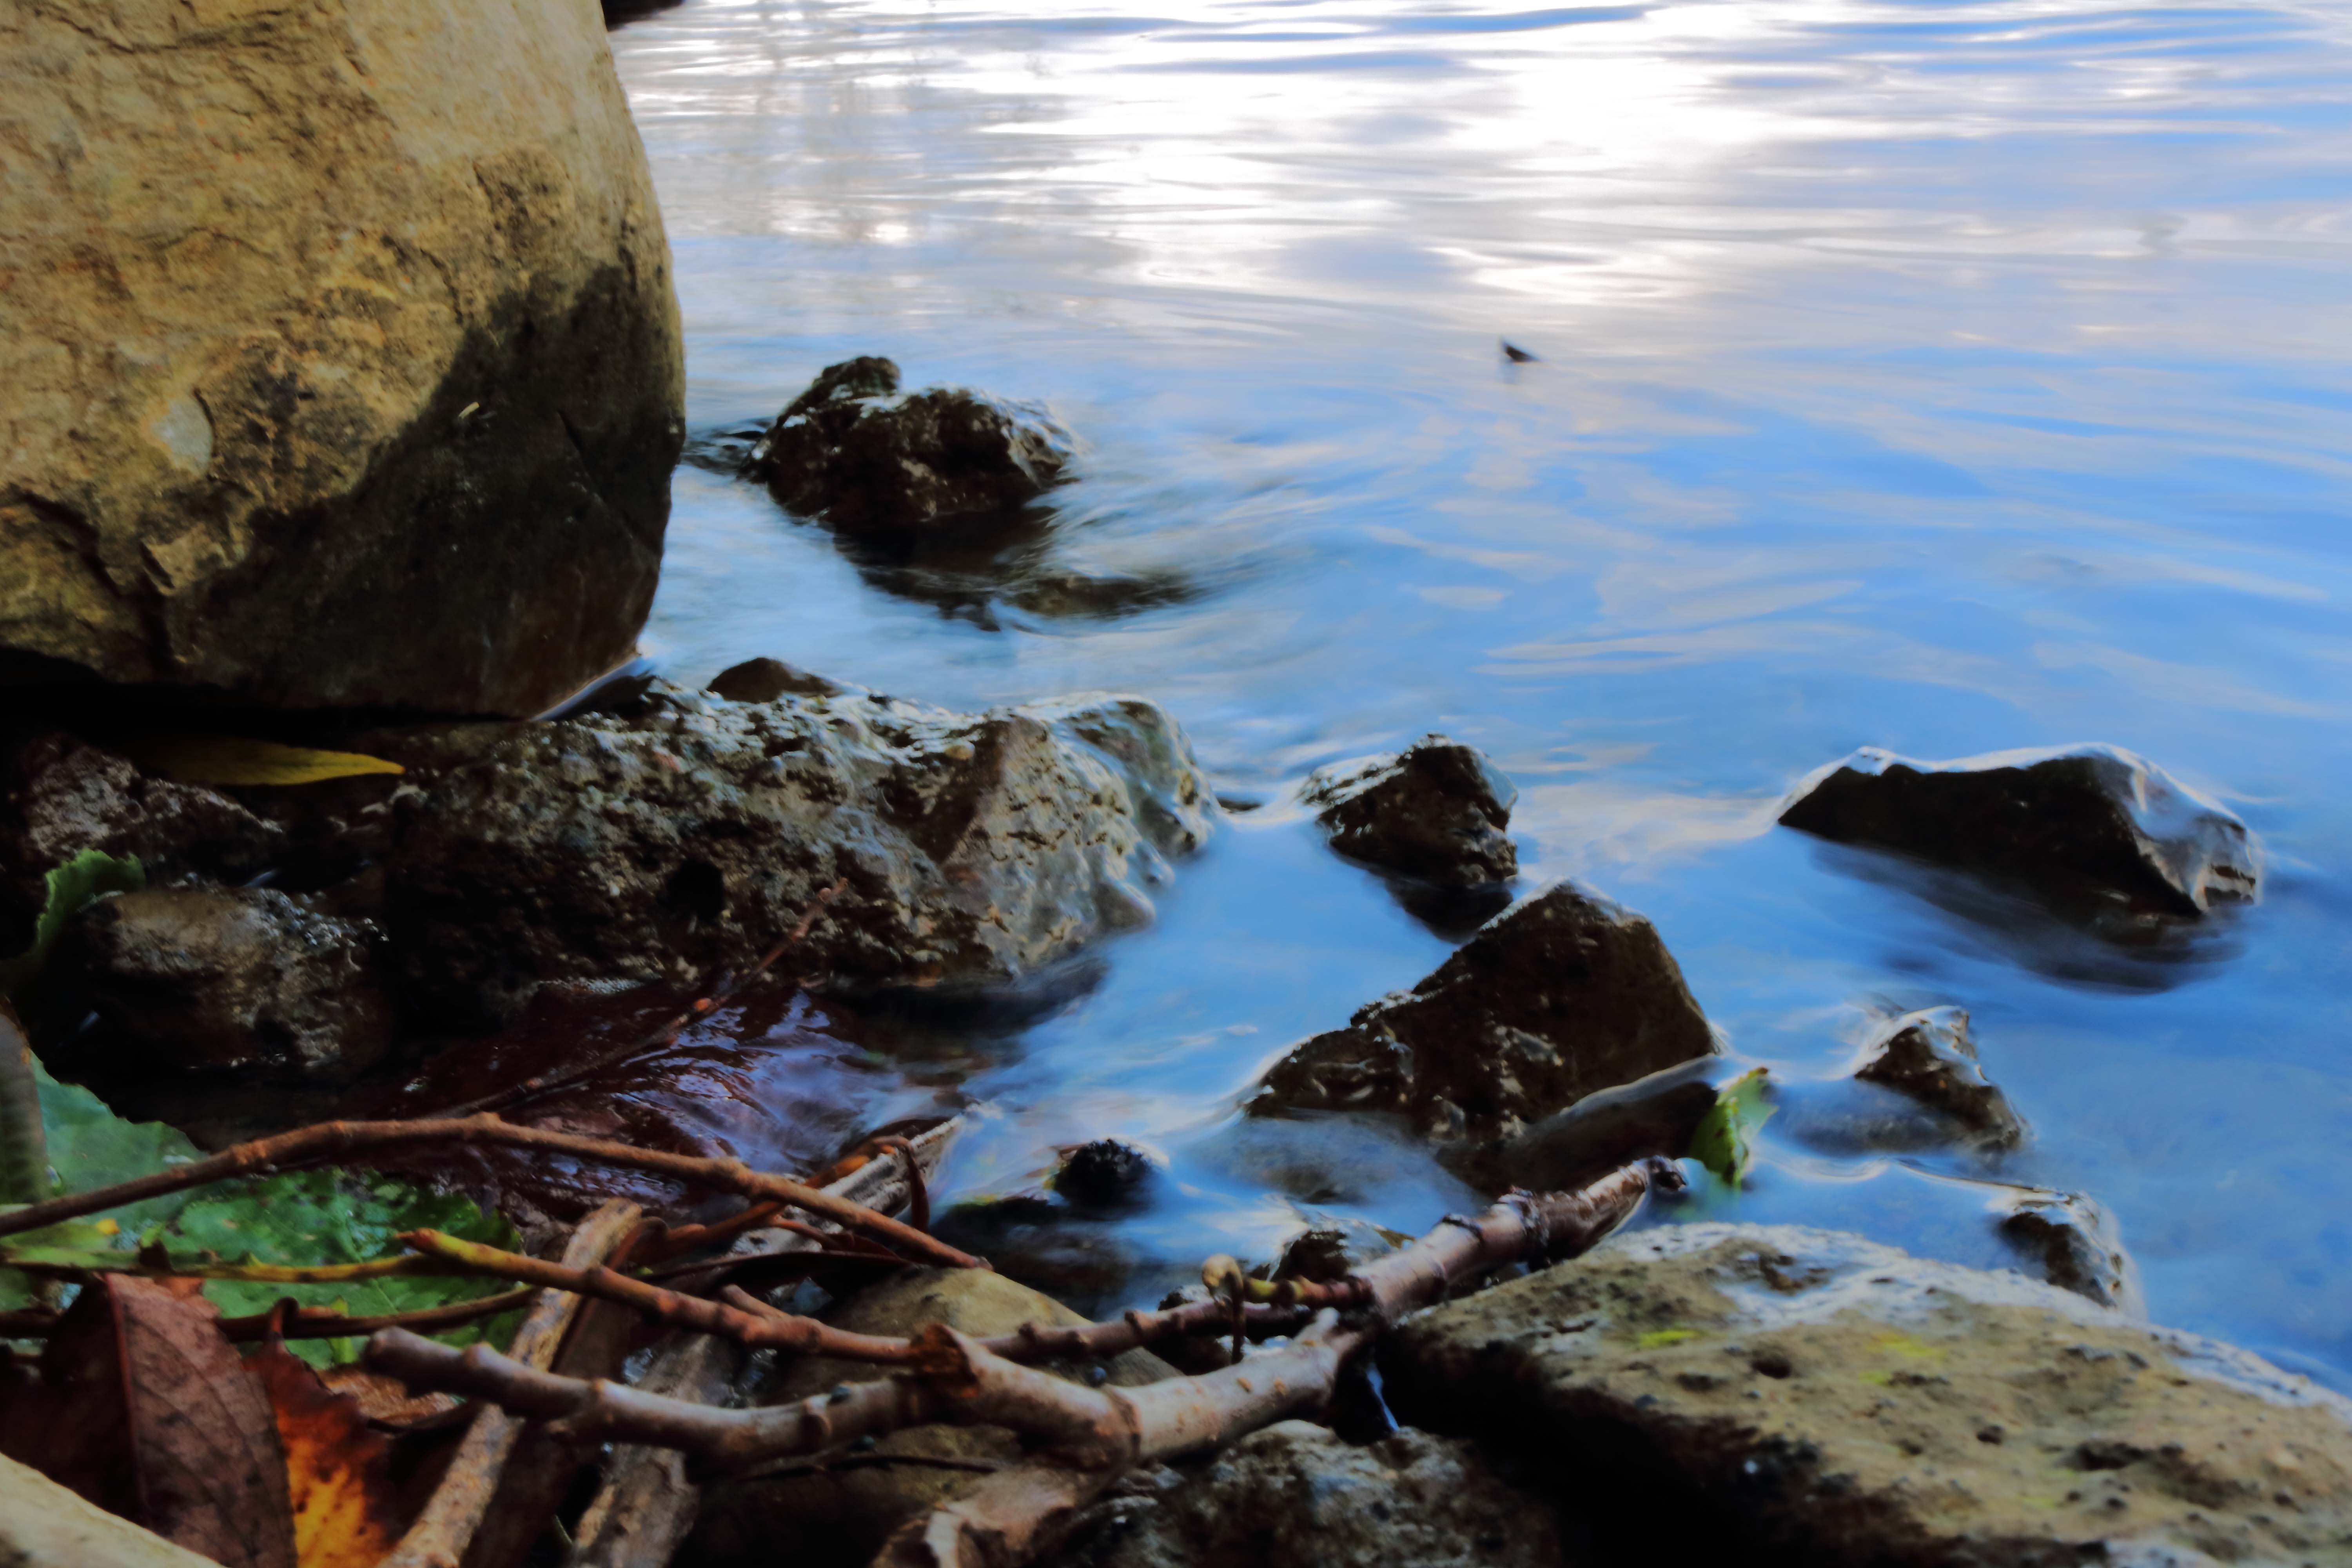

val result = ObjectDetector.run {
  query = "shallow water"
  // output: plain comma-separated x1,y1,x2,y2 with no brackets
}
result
606,0,2352,1385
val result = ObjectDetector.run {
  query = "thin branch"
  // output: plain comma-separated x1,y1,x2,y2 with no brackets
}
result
0,1249,474,1283
216,1288,537,1344
0,1113,981,1269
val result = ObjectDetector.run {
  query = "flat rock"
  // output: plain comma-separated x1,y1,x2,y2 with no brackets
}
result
1251,881,1718,1158
374,679,1212,1027
1383,1222,2352,1568
59,887,392,1084
1,0,681,713
1852,1006,2025,1152
1040,1421,1566,1568
688,1269,1174,1568
1780,745,2260,923
746,356,1072,534
1300,735,1518,887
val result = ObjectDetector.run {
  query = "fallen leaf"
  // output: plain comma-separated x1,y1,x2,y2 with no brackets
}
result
0,1274,296,1568
1687,1066,1774,1189
318,1363,462,1426
120,736,404,788
247,1339,407,1568
0,849,145,1000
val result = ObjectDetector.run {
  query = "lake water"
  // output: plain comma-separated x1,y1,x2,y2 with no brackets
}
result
604,0,2352,1387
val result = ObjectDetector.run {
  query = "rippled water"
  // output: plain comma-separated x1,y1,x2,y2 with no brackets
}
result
606,0,2352,1385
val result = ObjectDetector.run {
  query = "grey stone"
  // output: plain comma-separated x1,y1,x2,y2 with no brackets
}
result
1852,1006,2026,1151
1041,1421,1566,1568
1301,735,1518,887
1383,1223,2352,1568
373,680,1210,1027
60,886,392,1084
1780,744,2260,922
747,357,1073,535
1251,881,1718,1159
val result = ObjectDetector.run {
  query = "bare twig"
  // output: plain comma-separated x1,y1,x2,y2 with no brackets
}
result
216,1289,536,1344
0,1113,981,1269
381,1200,641,1568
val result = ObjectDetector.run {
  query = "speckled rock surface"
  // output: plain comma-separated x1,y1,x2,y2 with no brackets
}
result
1383,1223,2352,1568
1041,1421,1567,1568
1780,745,2260,924
1301,734,1518,887
1252,881,1718,1158
377,679,1212,1026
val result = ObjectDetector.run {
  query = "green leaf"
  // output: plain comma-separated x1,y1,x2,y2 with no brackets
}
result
118,735,404,788
155,1169,523,1366
0,849,145,1000
1687,1067,1774,1189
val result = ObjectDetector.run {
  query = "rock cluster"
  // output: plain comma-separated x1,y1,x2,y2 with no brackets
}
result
746,358,1073,535
1300,735,1518,887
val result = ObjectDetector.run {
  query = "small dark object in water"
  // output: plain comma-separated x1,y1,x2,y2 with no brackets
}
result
706,657,845,704
1301,733,1518,888
1501,339,1539,363
1054,1139,1155,1209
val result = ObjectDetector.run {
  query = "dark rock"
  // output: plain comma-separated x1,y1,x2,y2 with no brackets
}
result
1780,744,2260,922
1851,1006,2025,1151
1471,1055,1735,1194
746,357,1073,535
0,734,283,942
1300,735,1517,887
1382,1223,2352,1568
690,1269,1172,1568
60,886,392,1084
1040,1421,1566,1568
1262,1218,1407,1285
1250,881,1718,1158
2000,1187,2143,1316
371,679,1209,1027
1054,1141,1156,1210
705,657,846,704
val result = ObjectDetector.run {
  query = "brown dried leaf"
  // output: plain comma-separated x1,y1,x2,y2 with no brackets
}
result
249,1341,407,1568
318,1363,461,1427
0,1275,296,1568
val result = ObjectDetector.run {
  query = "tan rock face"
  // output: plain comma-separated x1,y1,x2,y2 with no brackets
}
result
0,0,683,715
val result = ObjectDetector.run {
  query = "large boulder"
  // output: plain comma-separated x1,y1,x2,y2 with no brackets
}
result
0,0,682,715
746,357,1073,535
1384,1223,2352,1567
1040,1422,1565,1568
1780,745,2260,923
1300,734,1518,889
376,680,1213,1026
1250,881,1718,1159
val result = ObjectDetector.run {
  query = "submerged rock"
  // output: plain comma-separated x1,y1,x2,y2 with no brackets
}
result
1851,1005,2025,1152
746,357,1073,535
1261,1218,1408,1285
59,887,392,1085
1040,1422,1564,1568
1054,1140,1158,1210
705,657,846,704
690,1269,1172,1568
1780,744,2260,922
1,0,681,713
376,680,1210,1027
1383,1223,2352,1568
2000,1187,2144,1316
1300,735,1518,888
1251,881,1717,1158
1471,1055,1735,1194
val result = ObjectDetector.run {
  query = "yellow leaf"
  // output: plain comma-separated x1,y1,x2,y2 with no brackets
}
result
123,736,404,788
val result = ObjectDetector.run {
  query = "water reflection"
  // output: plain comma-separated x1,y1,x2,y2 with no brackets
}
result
612,0,2352,1385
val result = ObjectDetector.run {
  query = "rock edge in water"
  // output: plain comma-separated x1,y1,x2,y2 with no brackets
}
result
1300,734,1519,889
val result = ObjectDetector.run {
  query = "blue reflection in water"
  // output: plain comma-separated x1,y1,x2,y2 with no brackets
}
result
613,0,2352,1385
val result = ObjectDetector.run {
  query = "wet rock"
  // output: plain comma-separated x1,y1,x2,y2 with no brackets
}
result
1261,1219,1407,1285
1251,881,1718,1159
930,1200,1142,1315
373,680,1209,1027
705,657,846,704
0,734,283,942
746,357,1073,535
58,887,393,1085
1300,735,1517,888
1383,1223,2352,1568
689,1269,1172,1568
1851,1006,2025,1151
1470,1056,1734,1194
2001,1188,2144,1316
2,0,681,714
1040,1421,1565,1568
1780,745,2260,923
1054,1141,1157,1210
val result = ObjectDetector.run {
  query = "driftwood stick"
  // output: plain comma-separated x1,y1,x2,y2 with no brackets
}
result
0,1112,980,1268
379,1200,642,1568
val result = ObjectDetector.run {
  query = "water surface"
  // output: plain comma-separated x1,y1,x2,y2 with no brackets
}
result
608,0,2352,1385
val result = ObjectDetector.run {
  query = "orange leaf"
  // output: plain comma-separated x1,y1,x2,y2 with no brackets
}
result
247,1341,408,1568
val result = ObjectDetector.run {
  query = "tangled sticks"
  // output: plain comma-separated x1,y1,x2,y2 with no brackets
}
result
369,1157,1681,1568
